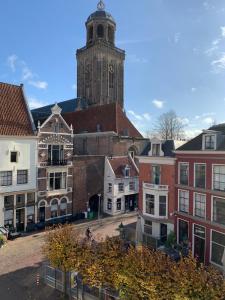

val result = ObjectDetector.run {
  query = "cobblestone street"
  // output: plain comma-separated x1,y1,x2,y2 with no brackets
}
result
0,213,137,300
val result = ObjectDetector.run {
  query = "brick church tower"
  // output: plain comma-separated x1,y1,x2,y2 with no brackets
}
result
76,0,125,109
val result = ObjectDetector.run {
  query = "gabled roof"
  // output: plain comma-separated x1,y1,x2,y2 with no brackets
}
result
108,156,139,178
177,123,225,151
63,103,142,137
0,82,34,136
141,139,185,157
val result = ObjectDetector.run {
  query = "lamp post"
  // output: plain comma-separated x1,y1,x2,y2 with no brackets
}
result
97,193,101,220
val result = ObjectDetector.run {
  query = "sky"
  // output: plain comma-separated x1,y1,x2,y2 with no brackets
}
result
1,0,225,138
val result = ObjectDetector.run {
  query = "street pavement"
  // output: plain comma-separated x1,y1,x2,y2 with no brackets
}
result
0,212,137,300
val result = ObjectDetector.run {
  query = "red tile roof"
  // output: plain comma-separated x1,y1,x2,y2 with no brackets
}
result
0,82,34,136
108,156,139,178
63,103,142,138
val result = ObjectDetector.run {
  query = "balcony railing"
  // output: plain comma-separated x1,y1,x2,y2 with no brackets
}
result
47,160,68,166
143,182,168,191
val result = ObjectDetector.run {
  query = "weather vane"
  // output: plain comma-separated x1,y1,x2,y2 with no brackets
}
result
97,0,105,11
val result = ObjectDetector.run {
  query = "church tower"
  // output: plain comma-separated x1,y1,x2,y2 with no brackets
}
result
76,0,125,109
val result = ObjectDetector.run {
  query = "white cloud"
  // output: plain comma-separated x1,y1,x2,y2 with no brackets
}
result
128,110,143,121
195,112,215,120
29,80,48,89
143,113,151,121
152,99,164,109
179,117,190,125
203,117,214,125
7,54,18,72
191,87,196,92
185,128,202,139
127,54,148,64
211,53,225,71
72,84,77,90
28,97,46,109
174,32,181,44
22,66,34,80
221,26,225,37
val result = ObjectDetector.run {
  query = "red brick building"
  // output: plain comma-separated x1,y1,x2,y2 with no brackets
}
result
175,125,225,267
138,138,184,248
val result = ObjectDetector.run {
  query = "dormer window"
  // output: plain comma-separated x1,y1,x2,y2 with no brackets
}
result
152,144,161,156
124,166,130,177
204,134,216,150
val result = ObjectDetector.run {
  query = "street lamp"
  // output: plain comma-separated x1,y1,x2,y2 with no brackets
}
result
97,193,101,220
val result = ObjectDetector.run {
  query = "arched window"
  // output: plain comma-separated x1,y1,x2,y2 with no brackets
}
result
88,26,93,41
108,26,114,43
51,199,58,218
97,24,104,38
60,198,67,216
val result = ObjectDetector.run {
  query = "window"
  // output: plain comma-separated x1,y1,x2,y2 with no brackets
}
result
194,193,206,218
51,199,58,218
159,196,167,217
17,170,28,184
97,24,104,38
107,199,112,210
108,183,112,193
10,151,18,163
178,190,189,213
146,194,155,215
129,182,135,191
118,183,124,192
0,171,12,186
211,231,225,266
152,165,160,185
205,135,215,150
144,220,152,235
124,167,130,177
4,209,13,226
16,194,25,206
195,164,206,189
60,198,67,216
213,165,225,191
109,65,114,88
49,172,67,191
193,225,206,263
4,195,14,208
48,145,64,163
27,206,35,222
88,25,93,41
108,26,114,43
179,163,189,185
213,197,225,225
178,219,188,244
117,199,121,210
152,144,160,156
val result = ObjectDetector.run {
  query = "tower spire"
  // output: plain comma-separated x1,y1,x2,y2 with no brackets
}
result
97,0,105,11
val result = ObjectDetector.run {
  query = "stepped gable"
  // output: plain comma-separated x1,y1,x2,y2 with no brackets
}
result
0,82,34,136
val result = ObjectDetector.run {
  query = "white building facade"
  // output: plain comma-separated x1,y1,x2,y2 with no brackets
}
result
104,156,139,215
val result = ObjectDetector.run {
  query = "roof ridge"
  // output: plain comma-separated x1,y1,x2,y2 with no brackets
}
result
0,81,22,88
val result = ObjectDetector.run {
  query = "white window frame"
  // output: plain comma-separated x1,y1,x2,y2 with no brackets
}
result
143,192,168,219
194,163,206,189
211,195,225,225
210,229,225,268
177,218,189,244
202,134,216,151
178,189,189,214
193,192,206,219
178,162,189,186
212,164,225,192
192,223,206,264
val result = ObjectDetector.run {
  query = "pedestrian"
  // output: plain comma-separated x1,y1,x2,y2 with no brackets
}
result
85,227,91,240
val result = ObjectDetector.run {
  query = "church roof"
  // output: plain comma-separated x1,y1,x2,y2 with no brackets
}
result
63,103,142,138
0,82,35,136
32,101,143,138
87,10,115,24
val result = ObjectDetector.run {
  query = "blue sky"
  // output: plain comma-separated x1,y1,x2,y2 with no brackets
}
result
1,0,225,137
